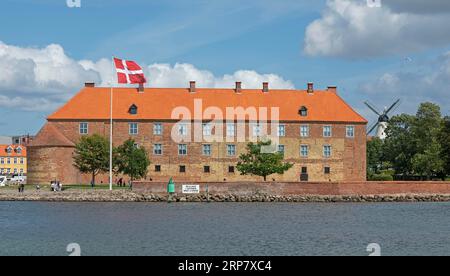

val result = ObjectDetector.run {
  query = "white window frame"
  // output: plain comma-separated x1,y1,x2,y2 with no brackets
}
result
153,144,163,155
153,123,163,135
203,123,212,137
278,125,286,137
323,126,332,138
226,123,236,137
300,125,310,137
252,124,262,137
129,123,139,135
79,122,89,135
324,145,332,158
346,125,355,138
202,144,212,156
178,144,188,156
300,145,309,157
178,124,188,136
227,144,236,156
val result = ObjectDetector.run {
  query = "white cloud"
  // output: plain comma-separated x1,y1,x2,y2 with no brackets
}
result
0,41,294,112
360,51,450,115
304,0,450,58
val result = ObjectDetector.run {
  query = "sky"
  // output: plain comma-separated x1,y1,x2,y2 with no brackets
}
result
0,0,450,135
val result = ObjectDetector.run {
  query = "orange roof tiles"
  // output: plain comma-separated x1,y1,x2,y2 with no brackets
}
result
0,145,27,157
48,87,367,123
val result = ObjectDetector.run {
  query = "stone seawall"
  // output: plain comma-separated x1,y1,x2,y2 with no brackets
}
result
1,190,450,203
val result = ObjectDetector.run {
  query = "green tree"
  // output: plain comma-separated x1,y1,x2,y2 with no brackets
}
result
366,137,384,179
411,103,444,180
440,117,450,178
115,139,150,181
237,140,293,181
73,134,110,185
383,114,417,178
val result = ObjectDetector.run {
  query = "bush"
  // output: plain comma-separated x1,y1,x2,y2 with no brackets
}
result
370,174,394,181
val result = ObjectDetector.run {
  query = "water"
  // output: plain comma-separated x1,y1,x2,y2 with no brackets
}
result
0,202,448,256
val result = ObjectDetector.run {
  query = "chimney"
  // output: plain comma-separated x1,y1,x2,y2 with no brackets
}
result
263,82,269,93
327,86,337,93
85,82,95,88
307,82,314,94
138,83,145,93
235,82,242,93
189,81,196,93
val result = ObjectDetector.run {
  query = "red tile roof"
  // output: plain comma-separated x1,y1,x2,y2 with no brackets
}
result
0,145,27,157
48,87,367,123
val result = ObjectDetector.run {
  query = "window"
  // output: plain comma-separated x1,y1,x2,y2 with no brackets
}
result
300,145,309,157
324,167,331,174
129,123,139,135
6,147,12,154
13,168,17,174
300,125,309,137
7,158,10,164
128,104,138,115
202,144,212,156
252,124,262,137
79,123,88,135
323,126,332,137
227,123,236,137
155,165,161,172
204,166,211,173
0,158,3,164
6,168,11,174
278,125,286,137
299,106,308,117
153,144,163,155
20,169,24,174
16,147,22,154
178,124,188,136
203,123,212,137
178,144,187,156
154,123,163,135
228,166,235,173
301,167,308,174
346,126,355,138
20,158,24,164
14,158,17,164
227,145,236,156
179,165,186,173
324,145,332,158
278,145,285,155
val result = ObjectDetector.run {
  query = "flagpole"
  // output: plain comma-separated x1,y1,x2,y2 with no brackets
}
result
109,57,114,191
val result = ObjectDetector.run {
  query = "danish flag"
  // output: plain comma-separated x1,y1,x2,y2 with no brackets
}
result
113,57,147,84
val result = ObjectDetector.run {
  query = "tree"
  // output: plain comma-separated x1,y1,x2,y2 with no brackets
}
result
115,139,150,181
411,103,444,180
237,140,293,181
383,114,417,178
366,137,384,179
440,117,450,178
73,134,110,185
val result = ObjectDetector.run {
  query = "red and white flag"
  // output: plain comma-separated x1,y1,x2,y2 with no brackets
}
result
114,57,147,84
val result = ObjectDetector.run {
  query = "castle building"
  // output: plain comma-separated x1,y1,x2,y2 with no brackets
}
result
28,82,367,184
0,145,27,176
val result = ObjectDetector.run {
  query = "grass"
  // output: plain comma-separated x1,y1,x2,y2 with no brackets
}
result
0,184,130,191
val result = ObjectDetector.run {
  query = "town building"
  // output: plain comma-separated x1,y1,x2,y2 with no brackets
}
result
0,145,27,176
27,82,367,184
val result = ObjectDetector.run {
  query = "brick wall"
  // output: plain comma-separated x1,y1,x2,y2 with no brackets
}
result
133,181,450,196
37,120,366,183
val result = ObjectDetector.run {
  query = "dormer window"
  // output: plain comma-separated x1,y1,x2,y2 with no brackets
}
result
299,106,308,117
15,147,22,154
6,146,13,154
129,104,138,115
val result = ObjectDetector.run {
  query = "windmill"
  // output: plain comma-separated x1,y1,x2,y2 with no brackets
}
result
364,99,401,139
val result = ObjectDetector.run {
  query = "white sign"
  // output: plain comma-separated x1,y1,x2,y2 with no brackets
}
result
182,185,200,194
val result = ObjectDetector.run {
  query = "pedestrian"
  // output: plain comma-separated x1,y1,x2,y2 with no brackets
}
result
36,184,40,191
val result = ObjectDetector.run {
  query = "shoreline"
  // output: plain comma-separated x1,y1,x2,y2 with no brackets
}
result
1,190,450,203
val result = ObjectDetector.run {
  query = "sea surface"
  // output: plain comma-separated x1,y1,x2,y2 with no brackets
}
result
0,202,448,256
